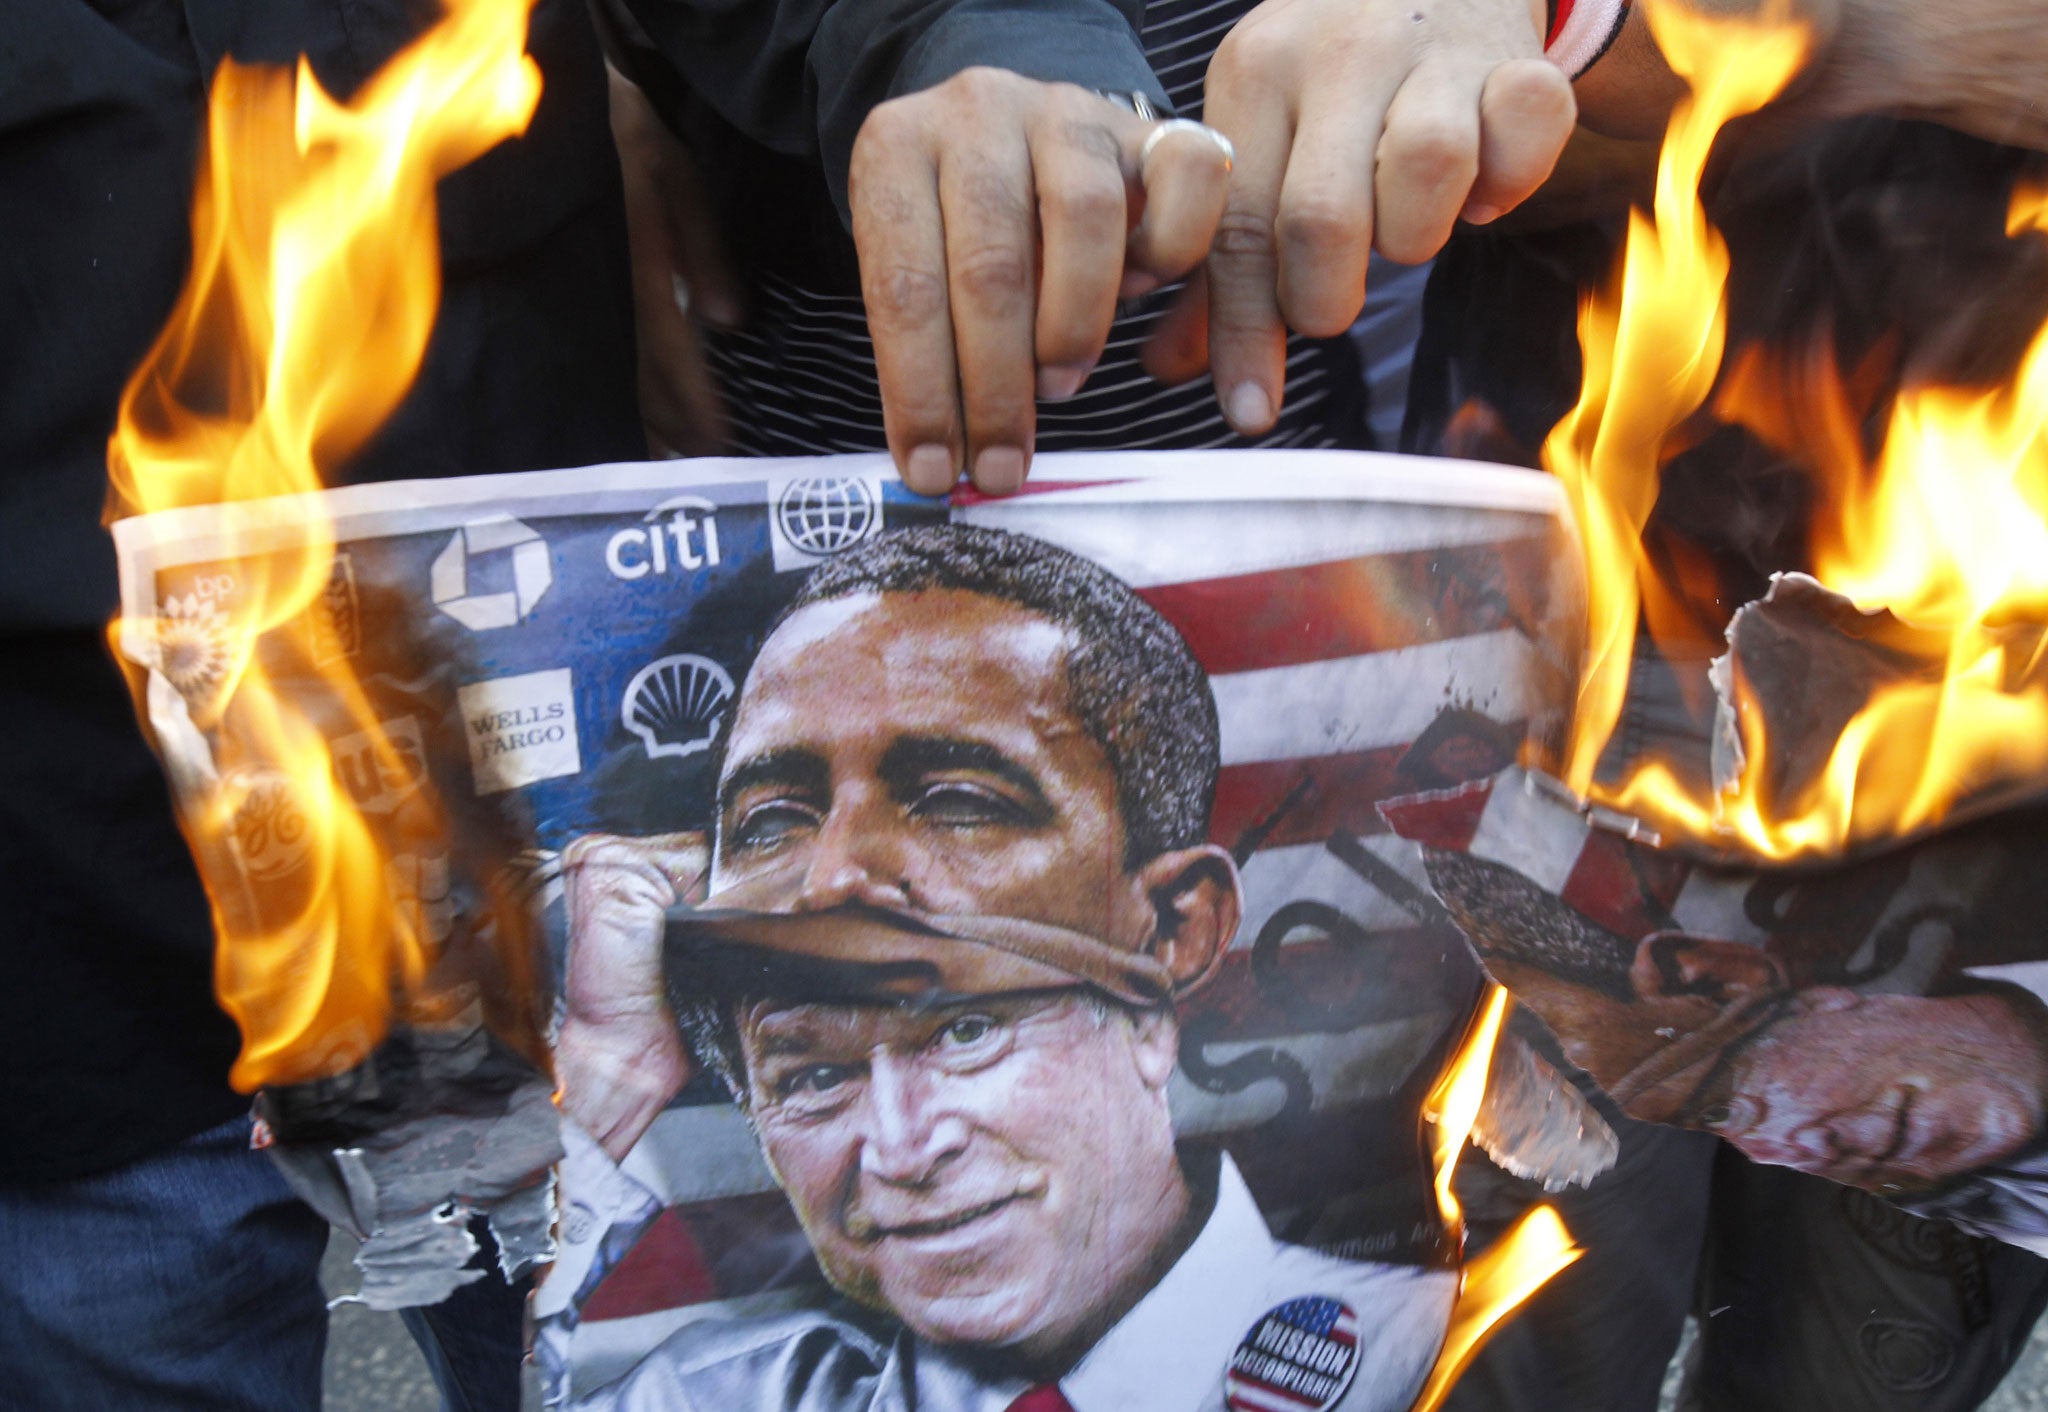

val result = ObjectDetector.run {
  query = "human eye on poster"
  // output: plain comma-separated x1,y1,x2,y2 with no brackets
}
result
112,445,2048,1410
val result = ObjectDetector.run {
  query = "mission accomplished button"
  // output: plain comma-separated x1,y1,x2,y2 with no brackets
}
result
1224,1296,1361,1412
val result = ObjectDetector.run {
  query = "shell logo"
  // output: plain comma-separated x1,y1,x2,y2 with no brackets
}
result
623,654,736,760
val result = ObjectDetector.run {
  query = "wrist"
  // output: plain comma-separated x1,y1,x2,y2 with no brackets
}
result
1545,0,1634,79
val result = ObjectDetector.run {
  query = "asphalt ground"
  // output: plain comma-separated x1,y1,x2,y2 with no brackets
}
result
319,1229,2048,1412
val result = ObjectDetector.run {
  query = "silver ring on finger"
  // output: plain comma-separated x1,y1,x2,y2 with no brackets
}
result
1139,118,1235,175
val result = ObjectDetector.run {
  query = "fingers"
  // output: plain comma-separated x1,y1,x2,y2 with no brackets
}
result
1275,89,1381,336
856,70,1241,495
1195,0,1576,434
1462,59,1577,223
1140,268,1212,386
940,127,1039,495
1372,59,1485,263
851,105,963,496
1201,83,1293,434
1126,121,1235,295
1032,117,1129,403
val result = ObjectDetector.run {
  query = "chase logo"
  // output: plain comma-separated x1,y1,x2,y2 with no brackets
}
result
623,654,735,761
768,476,883,571
431,515,552,630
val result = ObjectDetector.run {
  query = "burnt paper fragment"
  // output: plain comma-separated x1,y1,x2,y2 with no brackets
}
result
1384,768,2048,1258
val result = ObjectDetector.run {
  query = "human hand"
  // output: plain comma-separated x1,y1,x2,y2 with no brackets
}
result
1180,0,1578,431
849,68,1235,495
558,830,709,1160
608,65,742,458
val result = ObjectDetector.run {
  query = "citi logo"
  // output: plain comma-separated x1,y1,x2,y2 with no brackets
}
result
606,495,722,581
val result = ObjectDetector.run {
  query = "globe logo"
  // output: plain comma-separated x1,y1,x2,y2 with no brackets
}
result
776,477,877,557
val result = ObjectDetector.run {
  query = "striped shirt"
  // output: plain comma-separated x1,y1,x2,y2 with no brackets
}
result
705,0,1372,459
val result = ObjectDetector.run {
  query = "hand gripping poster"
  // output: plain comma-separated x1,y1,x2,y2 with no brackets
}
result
113,449,1587,1410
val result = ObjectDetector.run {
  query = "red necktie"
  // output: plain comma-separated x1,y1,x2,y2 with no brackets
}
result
1004,1386,1076,1412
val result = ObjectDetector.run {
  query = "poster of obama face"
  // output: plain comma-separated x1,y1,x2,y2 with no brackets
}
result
114,450,1583,1411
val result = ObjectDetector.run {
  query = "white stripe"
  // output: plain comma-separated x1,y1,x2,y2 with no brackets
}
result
1965,961,2048,1004
1545,0,1628,77
623,1103,776,1204
1143,0,1250,40
1465,771,1593,893
1668,870,1770,945
1213,631,1546,766
1236,837,1436,946
558,1288,823,1395
1221,1376,1320,1412
960,490,1557,589
113,451,1563,628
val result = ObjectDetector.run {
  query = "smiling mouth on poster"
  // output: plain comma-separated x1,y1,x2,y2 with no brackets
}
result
99,0,2048,1405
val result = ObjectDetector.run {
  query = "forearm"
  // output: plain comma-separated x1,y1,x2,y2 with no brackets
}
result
1573,0,2048,154
813,0,1163,217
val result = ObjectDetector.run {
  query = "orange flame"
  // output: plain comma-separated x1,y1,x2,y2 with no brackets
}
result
1407,1208,1582,1412
107,0,541,1087
1424,983,1510,1229
1544,0,2048,858
1546,0,1815,806
1408,986,1584,1410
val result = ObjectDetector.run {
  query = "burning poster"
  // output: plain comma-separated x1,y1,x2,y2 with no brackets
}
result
112,449,1586,1408
1383,768,2048,1258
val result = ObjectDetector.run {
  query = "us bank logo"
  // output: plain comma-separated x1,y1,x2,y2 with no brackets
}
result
767,475,884,571
431,515,552,630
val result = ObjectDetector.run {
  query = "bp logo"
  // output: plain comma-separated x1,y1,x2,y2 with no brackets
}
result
431,515,552,631
768,476,883,570
623,654,736,761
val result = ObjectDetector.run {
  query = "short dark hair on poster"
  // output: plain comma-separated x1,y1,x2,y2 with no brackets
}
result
782,523,1220,866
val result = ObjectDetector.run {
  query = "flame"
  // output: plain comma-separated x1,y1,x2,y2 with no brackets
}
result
1545,0,2048,858
107,0,541,1087
1424,982,1510,1229
1408,985,1584,1411
1546,0,1815,802
1407,1208,1583,1412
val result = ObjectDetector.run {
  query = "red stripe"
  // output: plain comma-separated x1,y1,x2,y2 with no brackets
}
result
949,479,1134,506
1139,535,1557,677
1376,779,1494,853
1226,1369,1324,1408
582,1193,816,1322
1557,828,1693,940
1211,718,1523,854
578,1208,718,1323
1546,0,1578,47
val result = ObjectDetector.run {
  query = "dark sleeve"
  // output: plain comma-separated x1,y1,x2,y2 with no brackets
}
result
611,0,1164,222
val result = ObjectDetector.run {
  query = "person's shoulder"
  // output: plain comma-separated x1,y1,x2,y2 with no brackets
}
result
1267,1242,1459,1310
576,1305,895,1411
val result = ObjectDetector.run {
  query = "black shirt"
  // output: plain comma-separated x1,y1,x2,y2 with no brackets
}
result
606,0,1376,460
0,0,642,1181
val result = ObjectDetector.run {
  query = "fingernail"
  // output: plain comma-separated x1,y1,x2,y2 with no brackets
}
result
1225,382,1272,433
905,444,957,495
1119,270,1162,302
974,446,1027,496
1036,363,1092,402
1462,201,1503,226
